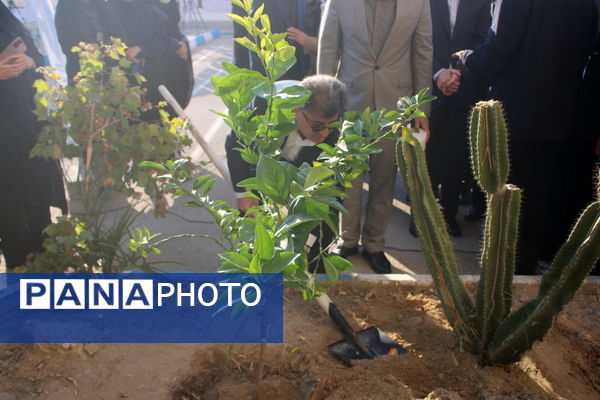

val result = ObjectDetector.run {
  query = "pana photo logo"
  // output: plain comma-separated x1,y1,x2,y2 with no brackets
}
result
20,278,262,310
0,273,283,344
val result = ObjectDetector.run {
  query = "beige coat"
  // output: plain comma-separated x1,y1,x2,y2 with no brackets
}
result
317,0,433,114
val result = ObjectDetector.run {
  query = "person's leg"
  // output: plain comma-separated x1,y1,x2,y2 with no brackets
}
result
510,140,564,275
361,139,397,253
307,210,338,273
510,142,536,275
427,106,469,235
439,139,469,236
339,171,365,249
0,204,50,270
466,180,486,220
0,224,30,270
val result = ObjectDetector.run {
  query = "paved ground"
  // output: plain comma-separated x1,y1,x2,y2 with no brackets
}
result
0,4,482,275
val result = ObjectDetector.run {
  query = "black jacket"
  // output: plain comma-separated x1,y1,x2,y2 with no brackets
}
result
430,0,491,110
249,0,308,80
466,0,598,141
225,129,340,193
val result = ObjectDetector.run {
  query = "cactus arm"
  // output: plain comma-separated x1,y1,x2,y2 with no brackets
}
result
539,202,600,295
476,192,506,348
502,187,521,317
485,202,600,365
396,131,477,346
491,103,510,192
470,101,510,194
476,185,521,349
469,106,481,185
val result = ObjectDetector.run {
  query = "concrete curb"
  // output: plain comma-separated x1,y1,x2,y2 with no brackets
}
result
188,29,221,51
317,273,600,284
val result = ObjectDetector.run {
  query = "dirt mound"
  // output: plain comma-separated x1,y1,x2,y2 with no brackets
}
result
0,281,598,400
170,281,600,400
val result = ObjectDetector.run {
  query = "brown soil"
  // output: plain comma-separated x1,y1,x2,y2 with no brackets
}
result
0,281,598,400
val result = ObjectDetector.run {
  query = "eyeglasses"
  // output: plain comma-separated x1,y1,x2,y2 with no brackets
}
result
301,110,332,133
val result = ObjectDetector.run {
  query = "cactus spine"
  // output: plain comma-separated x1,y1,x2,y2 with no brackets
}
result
485,201,600,364
470,101,521,351
396,99,600,365
476,185,521,349
469,101,509,194
396,127,477,346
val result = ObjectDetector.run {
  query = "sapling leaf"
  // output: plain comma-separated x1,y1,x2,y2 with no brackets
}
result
304,166,335,188
256,156,289,203
275,215,321,237
254,223,274,260
323,257,339,282
326,255,354,272
263,252,300,273
139,161,168,172
234,37,258,53
193,175,211,190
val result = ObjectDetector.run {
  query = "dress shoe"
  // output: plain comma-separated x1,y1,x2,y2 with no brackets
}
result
332,246,359,259
362,250,391,274
447,218,462,237
408,216,418,238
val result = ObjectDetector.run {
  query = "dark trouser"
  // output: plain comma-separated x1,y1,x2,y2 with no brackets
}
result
307,214,337,273
427,105,471,221
542,138,599,274
0,203,50,270
509,140,566,275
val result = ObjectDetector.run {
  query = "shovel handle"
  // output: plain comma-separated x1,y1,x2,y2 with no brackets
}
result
317,294,355,338
316,293,333,314
327,302,357,340
321,296,374,357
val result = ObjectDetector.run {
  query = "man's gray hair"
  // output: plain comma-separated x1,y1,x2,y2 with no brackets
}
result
301,75,346,119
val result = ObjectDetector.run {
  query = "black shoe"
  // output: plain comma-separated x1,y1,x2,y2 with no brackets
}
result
362,250,391,274
408,217,418,238
332,246,359,259
447,218,462,237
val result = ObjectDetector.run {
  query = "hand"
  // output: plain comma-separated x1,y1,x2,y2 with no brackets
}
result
176,41,188,60
286,27,308,45
236,197,259,215
0,54,33,80
436,68,461,96
413,117,430,143
126,46,142,61
16,53,35,70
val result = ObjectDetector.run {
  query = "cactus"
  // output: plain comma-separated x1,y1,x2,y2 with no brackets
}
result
476,184,521,350
397,127,477,347
396,100,600,365
470,101,520,351
485,202,600,364
469,101,509,194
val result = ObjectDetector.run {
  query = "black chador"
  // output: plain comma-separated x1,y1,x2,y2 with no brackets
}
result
109,0,191,116
149,0,194,110
0,4,67,269
55,0,125,82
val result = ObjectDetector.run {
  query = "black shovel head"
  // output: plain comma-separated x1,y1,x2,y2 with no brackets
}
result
328,326,406,366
